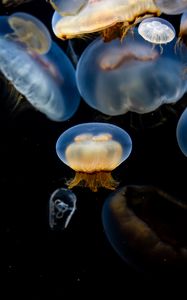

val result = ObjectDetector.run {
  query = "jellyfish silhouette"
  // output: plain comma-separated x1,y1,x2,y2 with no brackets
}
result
0,13,80,121
56,123,132,192
49,188,77,230
102,185,187,275
76,29,186,116
138,17,175,45
154,0,187,15
51,0,160,41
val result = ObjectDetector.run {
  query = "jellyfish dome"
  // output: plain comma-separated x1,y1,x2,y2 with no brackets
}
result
51,0,160,41
50,0,88,16
154,0,187,15
76,29,186,116
138,17,175,45
56,123,132,191
176,108,187,156
0,13,80,121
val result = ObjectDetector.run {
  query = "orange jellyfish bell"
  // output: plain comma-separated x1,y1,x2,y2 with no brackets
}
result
56,123,132,192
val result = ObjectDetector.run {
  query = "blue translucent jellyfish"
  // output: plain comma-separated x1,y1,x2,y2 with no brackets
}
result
138,17,175,45
50,0,88,16
49,188,77,230
76,29,186,116
51,0,160,41
102,185,187,274
56,123,132,192
0,13,80,121
176,108,187,156
154,0,187,15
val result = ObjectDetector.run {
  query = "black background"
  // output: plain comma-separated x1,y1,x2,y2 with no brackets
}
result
1,0,187,297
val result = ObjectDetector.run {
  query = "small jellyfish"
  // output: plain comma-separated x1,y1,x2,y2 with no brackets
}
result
51,0,160,41
56,123,132,192
102,185,187,274
49,0,88,16
154,0,187,15
7,12,52,54
76,29,186,116
49,188,77,230
0,13,80,121
176,108,187,156
138,17,175,46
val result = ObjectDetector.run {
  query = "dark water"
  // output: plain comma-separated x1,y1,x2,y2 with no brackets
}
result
1,0,187,297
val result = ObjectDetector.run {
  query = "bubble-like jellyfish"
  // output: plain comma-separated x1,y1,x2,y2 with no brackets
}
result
51,0,160,41
56,123,132,192
49,188,77,230
102,185,187,274
76,29,186,116
154,0,187,15
0,13,80,121
49,0,88,16
176,108,187,156
138,17,175,46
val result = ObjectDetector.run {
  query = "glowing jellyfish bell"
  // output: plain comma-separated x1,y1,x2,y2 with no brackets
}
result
49,0,88,16
176,108,187,156
153,0,187,15
56,123,132,192
138,17,176,46
7,12,52,54
0,13,80,121
76,30,186,116
51,0,160,41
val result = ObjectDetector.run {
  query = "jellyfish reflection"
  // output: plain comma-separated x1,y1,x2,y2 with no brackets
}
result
102,185,187,274
0,13,80,121
49,188,77,230
76,30,186,116
56,123,132,192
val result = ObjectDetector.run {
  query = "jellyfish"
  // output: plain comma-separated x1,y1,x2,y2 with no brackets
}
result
76,29,186,116
138,17,175,46
56,123,132,192
176,108,187,156
153,0,187,15
51,0,160,42
49,0,88,16
49,188,77,230
102,185,187,274
0,13,80,121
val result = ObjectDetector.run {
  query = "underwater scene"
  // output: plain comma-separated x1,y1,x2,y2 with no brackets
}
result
2,0,187,296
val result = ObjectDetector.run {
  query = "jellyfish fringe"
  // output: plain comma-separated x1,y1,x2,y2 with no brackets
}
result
66,171,119,192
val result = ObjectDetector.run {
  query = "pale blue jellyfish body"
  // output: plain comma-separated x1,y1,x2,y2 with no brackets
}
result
0,13,80,121
154,0,187,15
76,30,186,116
176,108,187,156
49,188,77,230
50,0,88,16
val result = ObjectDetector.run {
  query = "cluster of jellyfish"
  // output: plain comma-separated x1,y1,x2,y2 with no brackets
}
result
1,0,187,274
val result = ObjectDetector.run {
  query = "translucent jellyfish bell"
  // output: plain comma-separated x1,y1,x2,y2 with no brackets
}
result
7,12,52,55
176,108,187,156
49,188,77,230
56,123,132,192
138,17,175,45
154,0,187,15
76,30,186,116
0,14,80,121
51,0,160,41
49,0,88,16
